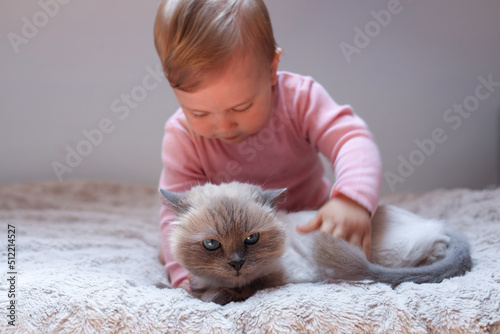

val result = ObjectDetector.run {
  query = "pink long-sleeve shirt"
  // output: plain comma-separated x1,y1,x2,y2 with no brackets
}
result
159,71,382,287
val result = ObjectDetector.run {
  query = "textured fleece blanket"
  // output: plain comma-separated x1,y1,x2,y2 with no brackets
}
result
0,180,499,334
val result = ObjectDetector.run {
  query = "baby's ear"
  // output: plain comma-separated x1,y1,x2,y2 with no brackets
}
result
158,189,190,215
260,188,287,208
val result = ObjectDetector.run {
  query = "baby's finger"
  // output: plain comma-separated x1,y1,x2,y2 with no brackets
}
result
296,214,322,233
361,235,371,259
328,222,344,238
179,279,192,292
348,234,363,249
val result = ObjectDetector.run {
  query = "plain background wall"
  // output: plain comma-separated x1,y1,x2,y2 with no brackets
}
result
1,0,499,194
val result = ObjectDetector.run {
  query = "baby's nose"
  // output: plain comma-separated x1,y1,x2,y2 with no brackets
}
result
216,115,237,132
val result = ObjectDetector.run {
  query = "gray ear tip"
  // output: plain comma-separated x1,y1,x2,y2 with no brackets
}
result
158,188,189,214
275,187,288,197
261,187,288,207
277,188,288,202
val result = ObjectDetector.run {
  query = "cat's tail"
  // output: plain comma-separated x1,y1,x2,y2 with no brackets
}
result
313,226,472,285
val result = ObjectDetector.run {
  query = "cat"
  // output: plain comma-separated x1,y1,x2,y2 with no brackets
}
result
159,182,472,305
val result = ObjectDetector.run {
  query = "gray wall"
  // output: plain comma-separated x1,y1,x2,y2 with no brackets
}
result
1,0,499,194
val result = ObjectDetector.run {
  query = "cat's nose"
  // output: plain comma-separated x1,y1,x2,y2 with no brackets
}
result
228,257,246,272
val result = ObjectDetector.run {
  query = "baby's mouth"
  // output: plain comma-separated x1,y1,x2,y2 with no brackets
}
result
222,134,239,141
219,133,249,144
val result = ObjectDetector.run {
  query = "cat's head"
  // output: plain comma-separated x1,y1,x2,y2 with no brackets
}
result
159,182,287,288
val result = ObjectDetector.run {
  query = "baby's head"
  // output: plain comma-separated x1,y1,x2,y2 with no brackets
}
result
154,0,277,91
154,0,282,143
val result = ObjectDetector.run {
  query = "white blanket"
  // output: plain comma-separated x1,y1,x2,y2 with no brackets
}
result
0,181,499,333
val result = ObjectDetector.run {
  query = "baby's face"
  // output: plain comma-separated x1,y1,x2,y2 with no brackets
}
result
173,50,280,144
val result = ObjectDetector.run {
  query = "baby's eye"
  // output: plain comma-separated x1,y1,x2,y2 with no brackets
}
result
202,239,221,251
191,111,209,118
244,233,259,245
232,103,253,112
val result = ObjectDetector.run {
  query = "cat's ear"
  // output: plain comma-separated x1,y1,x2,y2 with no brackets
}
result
159,188,190,215
260,188,287,208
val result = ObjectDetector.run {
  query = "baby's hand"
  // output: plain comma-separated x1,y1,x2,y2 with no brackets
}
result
177,277,192,292
296,195,371,258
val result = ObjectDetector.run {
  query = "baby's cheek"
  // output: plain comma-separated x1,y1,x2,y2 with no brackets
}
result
184,116,213,138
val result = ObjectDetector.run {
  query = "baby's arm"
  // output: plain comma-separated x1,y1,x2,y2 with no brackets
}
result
158,114,209,290
303,135,381,259
159,214,190,288
292,78,382,258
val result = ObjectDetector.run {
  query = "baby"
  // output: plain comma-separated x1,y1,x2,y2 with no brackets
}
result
154,0,382,290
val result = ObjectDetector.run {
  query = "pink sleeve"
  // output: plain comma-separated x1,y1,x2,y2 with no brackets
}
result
295,78,382,215
159,114,208,287
330,136,382,215
160,208,189,288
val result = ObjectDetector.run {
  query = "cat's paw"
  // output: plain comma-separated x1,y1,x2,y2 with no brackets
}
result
187,274,201,291
199,288,240,305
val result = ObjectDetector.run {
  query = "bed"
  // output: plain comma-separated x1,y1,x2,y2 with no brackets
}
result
1,180,499,333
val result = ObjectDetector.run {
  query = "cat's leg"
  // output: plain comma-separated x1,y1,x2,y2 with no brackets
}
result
212,270,286,304
187,275,252,305
192,288,245,305
191,285,260,305
191,270,285,305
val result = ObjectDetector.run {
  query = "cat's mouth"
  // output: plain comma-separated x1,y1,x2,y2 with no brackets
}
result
232,270,244,278
229,270,250,282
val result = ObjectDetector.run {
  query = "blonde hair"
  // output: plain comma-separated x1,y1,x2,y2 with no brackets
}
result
154,0,277,91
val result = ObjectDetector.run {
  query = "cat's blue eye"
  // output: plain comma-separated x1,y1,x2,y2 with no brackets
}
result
244,233,259,245
202,239,221,251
